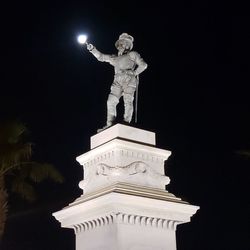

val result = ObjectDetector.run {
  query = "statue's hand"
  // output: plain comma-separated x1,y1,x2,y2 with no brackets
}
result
134,71,139,76
87,43,94,51
126,69,137,76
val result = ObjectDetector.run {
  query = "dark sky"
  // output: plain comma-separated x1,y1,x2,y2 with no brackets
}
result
1,1,250,250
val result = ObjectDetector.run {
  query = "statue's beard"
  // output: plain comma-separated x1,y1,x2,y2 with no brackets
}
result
118,48,129,56
118,48,125,55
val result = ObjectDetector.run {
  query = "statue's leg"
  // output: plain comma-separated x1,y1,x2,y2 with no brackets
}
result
123,86,136,123
106,84,122,126
97,82,122,133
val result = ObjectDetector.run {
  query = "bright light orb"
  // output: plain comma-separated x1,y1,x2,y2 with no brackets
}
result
77,34,88,44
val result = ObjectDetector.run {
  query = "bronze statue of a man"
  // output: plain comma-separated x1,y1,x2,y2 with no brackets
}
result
87,33,147,131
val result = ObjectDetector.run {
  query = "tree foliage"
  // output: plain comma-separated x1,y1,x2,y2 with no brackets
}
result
0,121,63,240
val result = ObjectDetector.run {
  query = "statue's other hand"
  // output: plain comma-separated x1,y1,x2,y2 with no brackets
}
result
126,69,136,76
87,43,94,51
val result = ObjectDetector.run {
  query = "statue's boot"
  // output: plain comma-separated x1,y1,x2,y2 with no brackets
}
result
97,94,119,133
123,93,134,123
97,115,115,133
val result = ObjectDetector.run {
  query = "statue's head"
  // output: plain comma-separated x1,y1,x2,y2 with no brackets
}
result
115,33,134,54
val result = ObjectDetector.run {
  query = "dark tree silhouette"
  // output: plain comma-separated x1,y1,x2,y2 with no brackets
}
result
0,121,63,241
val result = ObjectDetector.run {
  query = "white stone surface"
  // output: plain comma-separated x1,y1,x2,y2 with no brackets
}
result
53,183,199,250
77,138,171,194
53,126,200,250
75,220,176,250
90,124,156,149
87,33,148,128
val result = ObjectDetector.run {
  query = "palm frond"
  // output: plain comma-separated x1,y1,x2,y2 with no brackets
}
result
11,178,36,202
0,120,64,239
0,186,8,238
236,150,250,158
0,143,32,173
29,163,64,183
0,121,28,144
0,121,32,175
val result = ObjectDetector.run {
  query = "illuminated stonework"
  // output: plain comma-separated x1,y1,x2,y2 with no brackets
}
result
53,124,199,250
73,212,180,234
76,125,171,194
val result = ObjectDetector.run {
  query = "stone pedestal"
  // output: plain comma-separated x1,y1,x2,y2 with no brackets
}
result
53,124,199,250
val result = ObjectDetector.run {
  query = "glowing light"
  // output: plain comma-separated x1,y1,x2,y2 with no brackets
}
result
77,34,88,44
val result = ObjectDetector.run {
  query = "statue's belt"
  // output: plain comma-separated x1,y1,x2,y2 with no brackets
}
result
115,70,135,76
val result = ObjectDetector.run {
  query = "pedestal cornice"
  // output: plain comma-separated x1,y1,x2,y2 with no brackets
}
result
53,182,199,230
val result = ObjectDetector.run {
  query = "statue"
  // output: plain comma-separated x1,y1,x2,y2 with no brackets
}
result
86,33,148,132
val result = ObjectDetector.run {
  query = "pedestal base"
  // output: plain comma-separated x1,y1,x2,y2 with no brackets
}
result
76,219,176,250
53,183,199,250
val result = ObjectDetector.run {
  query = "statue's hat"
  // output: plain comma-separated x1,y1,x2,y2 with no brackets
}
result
115,33,134,50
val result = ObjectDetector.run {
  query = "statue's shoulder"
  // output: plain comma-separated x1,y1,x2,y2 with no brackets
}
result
128,51,140,59
128,50,140,57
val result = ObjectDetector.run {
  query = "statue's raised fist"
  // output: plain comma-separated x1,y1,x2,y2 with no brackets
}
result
87,43,94,51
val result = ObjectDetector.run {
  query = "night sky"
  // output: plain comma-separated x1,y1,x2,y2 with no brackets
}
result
1,1,250,250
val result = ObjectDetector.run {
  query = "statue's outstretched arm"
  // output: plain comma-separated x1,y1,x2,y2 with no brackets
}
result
87,44,115,65
129,51,148,76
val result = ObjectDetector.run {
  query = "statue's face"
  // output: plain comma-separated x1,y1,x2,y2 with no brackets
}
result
117,39,131,55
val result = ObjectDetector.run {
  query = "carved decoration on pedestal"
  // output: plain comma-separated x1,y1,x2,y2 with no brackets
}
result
97,161,147,176
72,212,179,234
79,161,170,192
